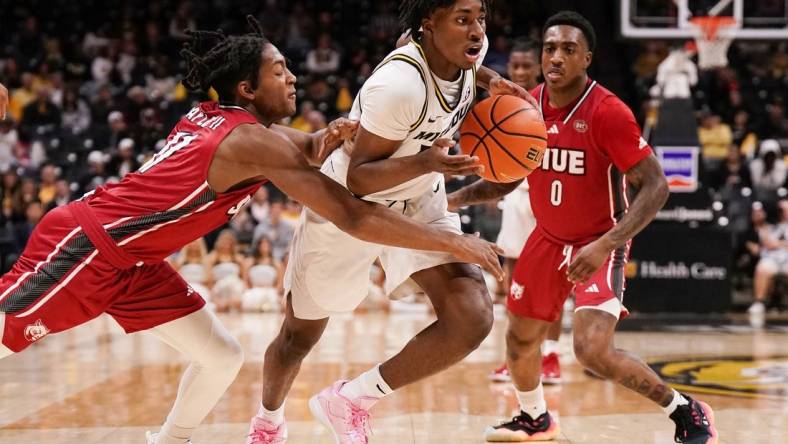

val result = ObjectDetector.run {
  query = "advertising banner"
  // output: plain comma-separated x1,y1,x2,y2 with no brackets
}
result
625,225,731,313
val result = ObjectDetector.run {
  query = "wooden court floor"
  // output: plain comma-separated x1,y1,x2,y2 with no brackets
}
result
1,309,786,443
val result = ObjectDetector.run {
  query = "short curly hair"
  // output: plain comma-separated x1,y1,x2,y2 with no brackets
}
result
542,10,596,52
399,0,492,41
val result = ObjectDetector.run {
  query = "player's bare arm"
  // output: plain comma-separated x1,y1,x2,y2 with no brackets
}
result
567,154,668,283
0,82,8,120
446,178,523,211
345,128,483,196
476,65,540,109
272,118,359,167
212,123,504,280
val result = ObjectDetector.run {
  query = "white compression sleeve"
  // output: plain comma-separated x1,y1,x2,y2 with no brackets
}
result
148,308,244,444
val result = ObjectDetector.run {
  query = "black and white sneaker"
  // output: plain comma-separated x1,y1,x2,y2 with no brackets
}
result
484,410,560,442
670,395,718,443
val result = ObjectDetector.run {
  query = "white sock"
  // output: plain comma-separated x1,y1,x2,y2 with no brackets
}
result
257,399,285,424
661,390,689,415
515,382,547,418
339,364,393,401
542,340,559,356
156,424,191,444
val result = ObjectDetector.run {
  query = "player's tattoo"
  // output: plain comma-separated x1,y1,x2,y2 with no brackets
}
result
600,155,668,250
619,374,671,405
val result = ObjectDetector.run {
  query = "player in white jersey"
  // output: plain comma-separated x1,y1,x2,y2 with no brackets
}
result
245,1,539,443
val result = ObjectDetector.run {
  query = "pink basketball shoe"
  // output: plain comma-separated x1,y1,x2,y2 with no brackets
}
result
245,416,287,444
308,380,375,444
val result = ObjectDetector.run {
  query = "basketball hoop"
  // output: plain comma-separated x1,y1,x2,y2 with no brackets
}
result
689,16,738,70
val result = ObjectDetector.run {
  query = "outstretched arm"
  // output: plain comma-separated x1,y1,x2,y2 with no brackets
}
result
213,123,505,279
447,178,523,211
567,155,669,283
272,118,359,167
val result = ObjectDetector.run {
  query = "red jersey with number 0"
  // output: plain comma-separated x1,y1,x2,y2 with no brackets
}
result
527,80,653,245
84,102,265,262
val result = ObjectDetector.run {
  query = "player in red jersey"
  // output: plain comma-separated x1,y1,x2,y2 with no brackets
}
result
449,12,717,443
487,37,564,386
0,17,503,444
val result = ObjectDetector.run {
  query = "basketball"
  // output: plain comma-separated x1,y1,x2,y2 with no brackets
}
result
459,95,547,183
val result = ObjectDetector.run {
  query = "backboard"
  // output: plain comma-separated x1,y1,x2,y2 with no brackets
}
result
621,0,788,39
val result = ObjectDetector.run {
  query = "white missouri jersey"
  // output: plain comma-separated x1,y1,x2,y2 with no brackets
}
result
324,38,487,202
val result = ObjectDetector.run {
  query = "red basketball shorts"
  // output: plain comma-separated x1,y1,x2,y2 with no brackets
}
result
0,205,205,352
507,228,629,322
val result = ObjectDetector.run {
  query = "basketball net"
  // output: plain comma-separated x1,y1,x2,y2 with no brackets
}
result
689,16,737,70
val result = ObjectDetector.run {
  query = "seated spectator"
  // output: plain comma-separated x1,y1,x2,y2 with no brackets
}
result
11,138,35,174
8,72,35,122
730,110,757,157
20,87,61,135
109,138,139,178
252,200,294,261
0,169,19,221
12,177,38,223
335,78,353,114
289,101,314,133
761,102,788,139
282,198,303,227
241,236,282,312
749,139,787,200
228,202,256,245
249,186,270,224
12,200,43,254
124,86,151,126
206,229,246,312
708,146,751,191
172,237,212,305
736,201,767,278
749,199,788,317
698,112,733,167
60,88,91,135
37,163,58,206
0,119,17,172
135,108,164,153
145,57,177,102
303,78,336,115
306,33,340,75
289,101,327,133
78,150,110,194
99,110,131,152
45,179,72,211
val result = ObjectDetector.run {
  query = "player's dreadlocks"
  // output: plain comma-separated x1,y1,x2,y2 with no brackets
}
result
399,0,492,41
180,15,270,101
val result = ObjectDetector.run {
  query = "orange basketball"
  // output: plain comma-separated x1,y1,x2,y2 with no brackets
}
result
459,95,547,183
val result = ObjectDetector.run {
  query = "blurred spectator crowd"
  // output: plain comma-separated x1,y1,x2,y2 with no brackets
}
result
0,0,441,311
631,32,788,311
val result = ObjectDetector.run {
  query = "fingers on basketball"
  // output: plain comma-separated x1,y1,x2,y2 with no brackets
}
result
459,95,547,183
